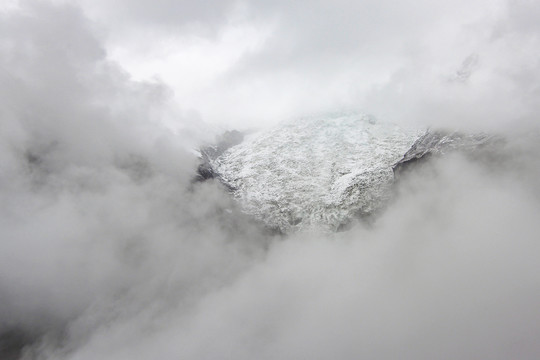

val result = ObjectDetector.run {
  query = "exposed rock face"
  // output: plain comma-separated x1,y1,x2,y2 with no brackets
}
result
195,130,244,183
393,130,499,177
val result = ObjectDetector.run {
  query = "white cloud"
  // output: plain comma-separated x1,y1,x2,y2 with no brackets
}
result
1,1,540,359
62,0,540,131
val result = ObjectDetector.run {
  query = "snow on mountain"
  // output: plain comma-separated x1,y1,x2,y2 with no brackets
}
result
210,113,424,232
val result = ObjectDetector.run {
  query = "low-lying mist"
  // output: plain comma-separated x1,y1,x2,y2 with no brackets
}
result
1,1,539,359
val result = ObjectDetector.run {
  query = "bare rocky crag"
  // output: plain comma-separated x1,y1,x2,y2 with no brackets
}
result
393,130,501,177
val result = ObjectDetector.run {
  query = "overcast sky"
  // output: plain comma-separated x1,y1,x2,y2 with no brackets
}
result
5,0,535,131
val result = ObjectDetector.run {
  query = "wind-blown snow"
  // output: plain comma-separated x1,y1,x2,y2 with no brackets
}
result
213,113,423,232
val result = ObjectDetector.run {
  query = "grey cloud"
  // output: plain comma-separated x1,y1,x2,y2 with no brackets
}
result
0,0,268,344
77,0,241,36
179,0,540,128
1,1,540,360
58,0,540,130
29,149,540,360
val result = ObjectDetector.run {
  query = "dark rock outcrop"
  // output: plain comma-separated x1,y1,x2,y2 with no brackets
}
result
393,130,500,177
195,130,244,182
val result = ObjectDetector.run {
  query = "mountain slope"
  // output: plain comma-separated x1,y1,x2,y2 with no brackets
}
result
209,113,423,232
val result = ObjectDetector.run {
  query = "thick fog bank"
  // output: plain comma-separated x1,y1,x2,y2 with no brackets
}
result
19,138,540,360
1,1,539,360
0,1,268,354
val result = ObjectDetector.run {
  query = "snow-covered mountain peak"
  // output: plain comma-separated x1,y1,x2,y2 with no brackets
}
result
211,113,423,232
